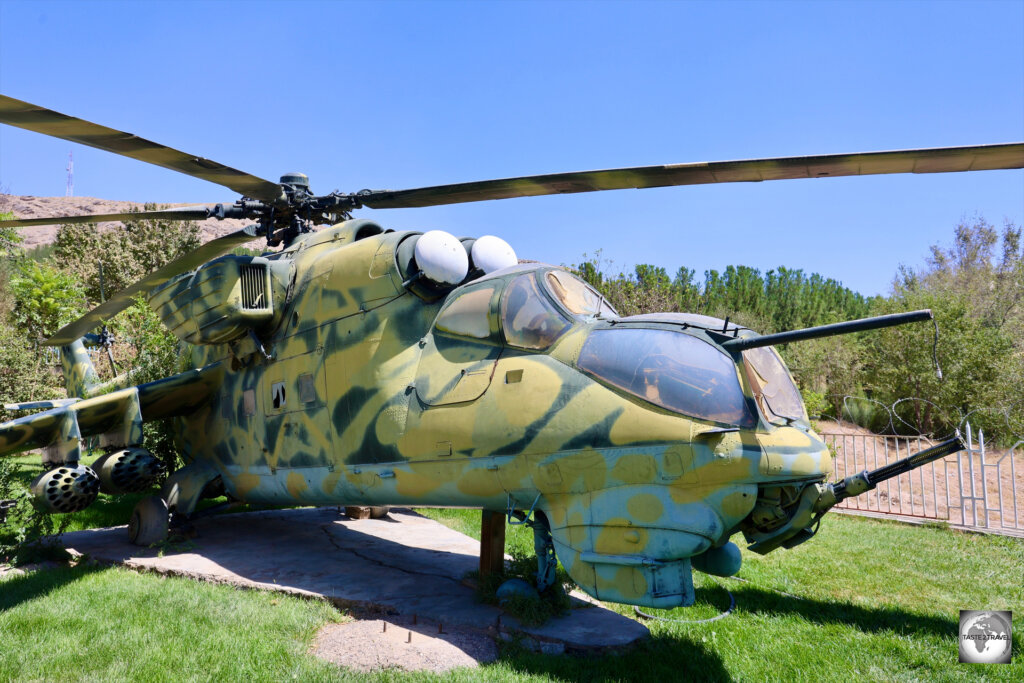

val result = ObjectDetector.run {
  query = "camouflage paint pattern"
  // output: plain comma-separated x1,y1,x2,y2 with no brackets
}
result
60,338,100,398
148,253,288,345
0,95,284,202
0,219,835,607
359,144,1024,209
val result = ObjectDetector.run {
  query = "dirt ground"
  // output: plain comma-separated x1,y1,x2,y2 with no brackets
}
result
311,617,498,673
817,419,1024,532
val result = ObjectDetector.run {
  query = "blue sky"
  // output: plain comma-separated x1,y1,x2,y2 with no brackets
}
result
1,0,1021,296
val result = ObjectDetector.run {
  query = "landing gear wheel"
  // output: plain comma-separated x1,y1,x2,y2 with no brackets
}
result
369,506,390,519
129,496,169,546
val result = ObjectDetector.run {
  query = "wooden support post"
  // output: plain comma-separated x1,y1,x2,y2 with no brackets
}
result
344,506,371,520
479,509,506,580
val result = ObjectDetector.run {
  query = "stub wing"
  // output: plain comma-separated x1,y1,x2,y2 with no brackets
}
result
0,364,223,461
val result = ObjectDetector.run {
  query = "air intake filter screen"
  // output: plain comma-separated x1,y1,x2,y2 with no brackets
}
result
240,265,270,311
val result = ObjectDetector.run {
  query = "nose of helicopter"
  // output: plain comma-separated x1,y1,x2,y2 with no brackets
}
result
754,425,834,480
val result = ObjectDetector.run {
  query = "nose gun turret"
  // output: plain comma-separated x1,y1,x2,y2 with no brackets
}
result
744,434,965,555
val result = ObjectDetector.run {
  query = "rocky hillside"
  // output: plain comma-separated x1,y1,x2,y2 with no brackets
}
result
2,195,252,249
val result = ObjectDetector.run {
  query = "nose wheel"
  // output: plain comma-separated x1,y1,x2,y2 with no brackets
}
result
495,505,558,596
128,496,169,546
532,515,557,593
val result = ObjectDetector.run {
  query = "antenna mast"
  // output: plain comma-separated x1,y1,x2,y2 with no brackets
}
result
65,151,74,197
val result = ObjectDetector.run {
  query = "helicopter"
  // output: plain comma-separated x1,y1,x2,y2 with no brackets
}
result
1,94,1021,608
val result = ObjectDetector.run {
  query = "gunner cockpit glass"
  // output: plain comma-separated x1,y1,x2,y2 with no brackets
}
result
502,274,571,350
435,284,500,340
544,270,617,319
578,328,756,427
742,346,806,425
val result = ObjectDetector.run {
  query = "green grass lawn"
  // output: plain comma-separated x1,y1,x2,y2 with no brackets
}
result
419,508,1023,681
2,456,1022,681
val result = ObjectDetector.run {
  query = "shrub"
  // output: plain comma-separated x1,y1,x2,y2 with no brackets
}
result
0,457,70,565
0,322,61,423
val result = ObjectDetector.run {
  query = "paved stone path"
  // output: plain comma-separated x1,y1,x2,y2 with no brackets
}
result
59,507,649,657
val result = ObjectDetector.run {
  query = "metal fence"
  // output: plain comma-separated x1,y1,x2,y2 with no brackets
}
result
821,423,1023,537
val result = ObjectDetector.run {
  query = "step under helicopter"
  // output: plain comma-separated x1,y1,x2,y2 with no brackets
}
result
0,94,1020,607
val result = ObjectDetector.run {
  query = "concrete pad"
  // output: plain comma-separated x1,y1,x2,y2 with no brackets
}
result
59,507,649,653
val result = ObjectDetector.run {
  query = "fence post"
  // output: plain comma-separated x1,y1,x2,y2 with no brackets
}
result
966,423,978,527
1012,441,1020,530
978,428,989,528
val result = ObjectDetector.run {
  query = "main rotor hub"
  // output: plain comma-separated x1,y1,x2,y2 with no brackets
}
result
279,172,309,190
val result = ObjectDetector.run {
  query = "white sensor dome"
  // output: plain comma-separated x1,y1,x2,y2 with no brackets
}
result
414,230,469,286
471,235,517,273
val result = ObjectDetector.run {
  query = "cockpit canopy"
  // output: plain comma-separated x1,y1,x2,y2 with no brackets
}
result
740,346,806,425
543,270,617,319
434,265,616,350
578,328,757,427
431,265,806,429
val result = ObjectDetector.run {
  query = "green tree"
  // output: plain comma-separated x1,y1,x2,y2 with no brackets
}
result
9,210,201,471
862,292,1014,436
0,194,19,257
51,206,200,304
860,218,1023,439
9,259,85,344
0,322,61,422
0,224,20,258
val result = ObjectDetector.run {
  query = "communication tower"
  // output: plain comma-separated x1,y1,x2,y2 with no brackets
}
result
65,151,74,197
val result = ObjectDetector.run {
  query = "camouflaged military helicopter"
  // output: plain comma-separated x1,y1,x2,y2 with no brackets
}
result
1,94,1022,608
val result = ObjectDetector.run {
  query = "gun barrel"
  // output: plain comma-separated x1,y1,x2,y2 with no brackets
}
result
723,309,933,352
830,435,964,503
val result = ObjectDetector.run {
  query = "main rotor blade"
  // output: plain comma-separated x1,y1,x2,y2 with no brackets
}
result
45,225,261,346
357,143,1024,209
0,95,284,203
0,206,217,228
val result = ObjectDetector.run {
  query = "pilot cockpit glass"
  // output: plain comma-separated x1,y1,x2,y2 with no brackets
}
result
501,274,571,350
434,284,499,339
578,328,756,427
741,346,806,424
544,270,618,318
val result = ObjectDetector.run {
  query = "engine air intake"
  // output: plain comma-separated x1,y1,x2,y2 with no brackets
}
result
147,255,287,345
240,265,269,311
